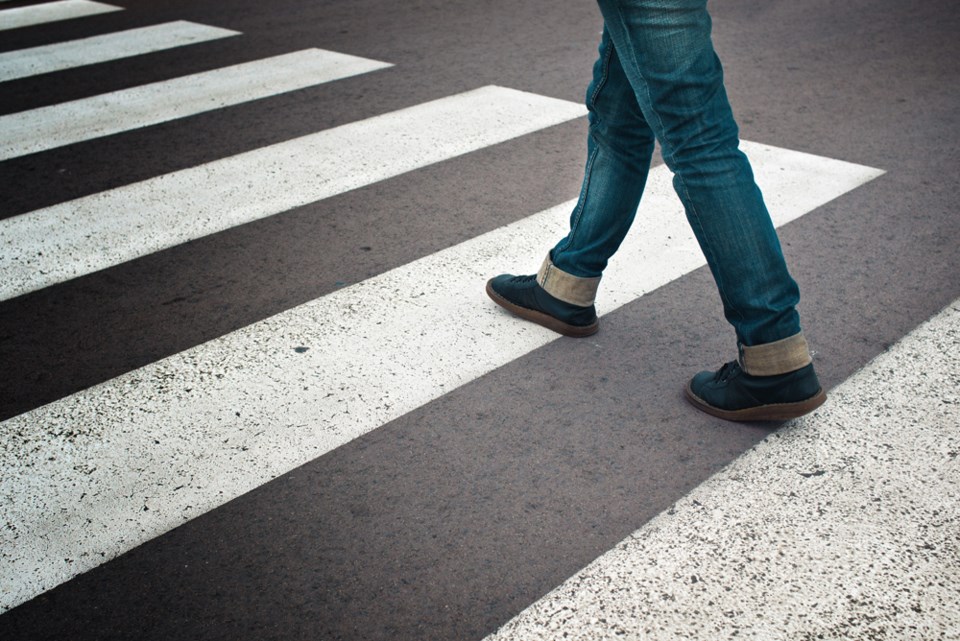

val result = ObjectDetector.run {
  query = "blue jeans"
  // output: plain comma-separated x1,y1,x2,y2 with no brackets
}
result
546,0,804,355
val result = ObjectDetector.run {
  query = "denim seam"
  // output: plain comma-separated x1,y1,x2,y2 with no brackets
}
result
554,140,600,260
589,39,614,110
554,44,614,262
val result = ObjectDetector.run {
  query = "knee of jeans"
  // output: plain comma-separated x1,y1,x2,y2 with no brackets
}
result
662,127,746,181
590,129,655,173
588,93,656,161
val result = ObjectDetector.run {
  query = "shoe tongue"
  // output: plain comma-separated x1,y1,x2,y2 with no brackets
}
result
719,360,741,382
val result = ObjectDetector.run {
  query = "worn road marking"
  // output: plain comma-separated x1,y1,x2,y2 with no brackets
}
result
0,21,239,81
0,0,120,32
0,48,391,160
486,298,958,641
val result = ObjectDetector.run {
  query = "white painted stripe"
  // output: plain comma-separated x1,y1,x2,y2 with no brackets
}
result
0,21,239,82
0,86,585,301
0,49,392,161
0,0,121,31
485,298,960,641
0,142,882,611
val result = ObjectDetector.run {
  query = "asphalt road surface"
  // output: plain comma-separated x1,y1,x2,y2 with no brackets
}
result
1,0,958,639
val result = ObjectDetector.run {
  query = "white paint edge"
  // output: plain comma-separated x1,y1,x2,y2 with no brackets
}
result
485,298,960,641
0,85,586,301
0,0,121,32
0,142,883,611
0,20,239,82
0,48,392,161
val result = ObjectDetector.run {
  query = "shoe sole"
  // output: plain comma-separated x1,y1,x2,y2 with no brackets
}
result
684,383,827,422
485,280,599,338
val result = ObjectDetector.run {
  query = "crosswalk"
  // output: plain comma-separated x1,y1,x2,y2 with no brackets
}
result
1,1,956,638
0,0,594,610
1,142,883,609
0,86,584,299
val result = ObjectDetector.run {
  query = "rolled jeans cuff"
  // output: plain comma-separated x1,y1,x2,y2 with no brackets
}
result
739,332,813,376
536,255,601,307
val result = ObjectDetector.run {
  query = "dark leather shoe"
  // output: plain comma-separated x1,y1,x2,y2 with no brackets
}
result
486,274,599,337
685,360,826,422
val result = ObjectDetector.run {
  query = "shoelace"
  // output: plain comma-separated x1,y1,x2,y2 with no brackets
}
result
510,274,537,284
715,360,742,383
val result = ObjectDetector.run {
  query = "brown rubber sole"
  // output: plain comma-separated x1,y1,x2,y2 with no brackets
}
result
485,280,599,338
684,383,827,422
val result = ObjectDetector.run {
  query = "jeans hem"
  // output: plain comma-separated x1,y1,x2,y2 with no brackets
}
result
537,255,601,307
739,332,813,376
